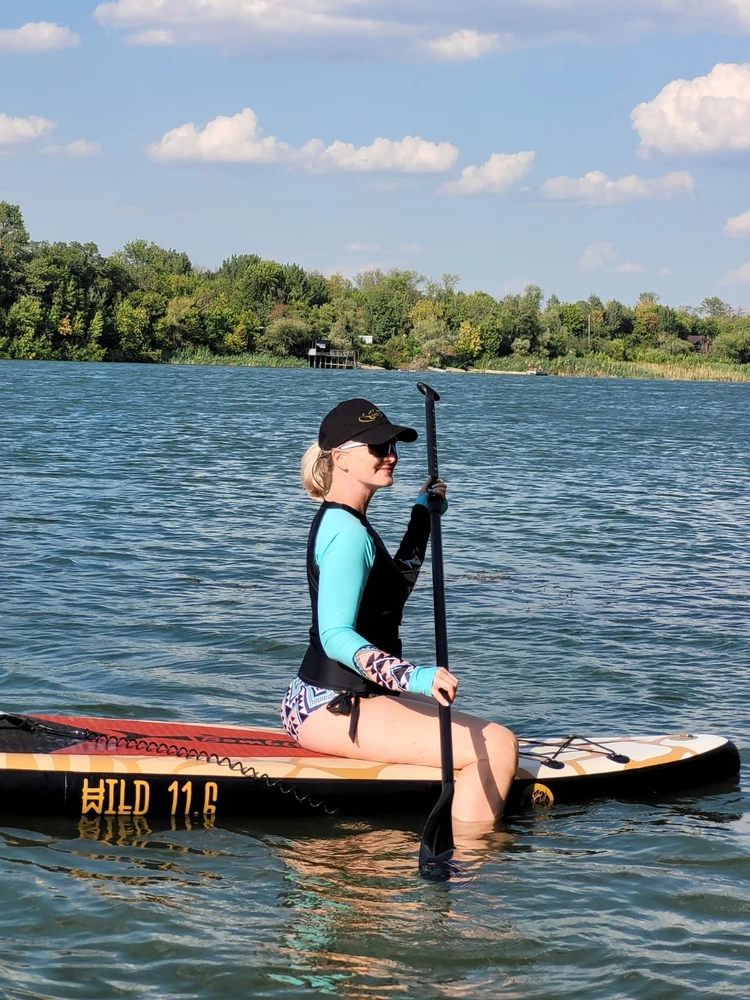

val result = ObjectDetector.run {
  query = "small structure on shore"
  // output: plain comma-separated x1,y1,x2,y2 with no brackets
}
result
687,335,709,355
307,340,357,369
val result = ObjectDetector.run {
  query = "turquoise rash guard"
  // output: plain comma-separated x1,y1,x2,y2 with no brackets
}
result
281,493,448,742
314,506,437,697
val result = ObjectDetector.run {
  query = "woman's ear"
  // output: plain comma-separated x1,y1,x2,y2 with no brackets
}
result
331,449,348,473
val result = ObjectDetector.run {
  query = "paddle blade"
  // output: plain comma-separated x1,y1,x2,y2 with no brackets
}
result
418,780,455,876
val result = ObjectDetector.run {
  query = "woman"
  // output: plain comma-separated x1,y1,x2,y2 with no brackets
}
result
281,397,517,825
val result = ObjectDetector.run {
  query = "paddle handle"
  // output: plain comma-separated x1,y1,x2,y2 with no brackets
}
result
417,383,454,786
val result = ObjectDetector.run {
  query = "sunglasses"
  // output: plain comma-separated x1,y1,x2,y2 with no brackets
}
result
337,440,399,458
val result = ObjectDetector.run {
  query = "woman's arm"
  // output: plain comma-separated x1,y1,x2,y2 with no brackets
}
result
315,510,375,669
393,478,448,593
316,509,437,696
353,648,437,697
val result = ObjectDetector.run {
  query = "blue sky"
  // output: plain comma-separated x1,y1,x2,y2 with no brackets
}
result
3,0,750,307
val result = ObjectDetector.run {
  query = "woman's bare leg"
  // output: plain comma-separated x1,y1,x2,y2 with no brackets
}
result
297,696,518,824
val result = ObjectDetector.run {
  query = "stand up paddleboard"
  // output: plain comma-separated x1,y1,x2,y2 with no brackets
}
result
0,714,739,820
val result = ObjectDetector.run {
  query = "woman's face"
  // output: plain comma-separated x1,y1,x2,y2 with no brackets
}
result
333,441,398,491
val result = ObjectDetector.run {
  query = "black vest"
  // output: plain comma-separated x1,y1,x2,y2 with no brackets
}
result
297,501,410,696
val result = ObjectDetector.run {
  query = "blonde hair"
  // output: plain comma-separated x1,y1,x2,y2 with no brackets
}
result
301,441,333,501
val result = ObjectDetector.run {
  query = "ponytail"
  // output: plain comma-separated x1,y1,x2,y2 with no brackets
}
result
301,441,333,501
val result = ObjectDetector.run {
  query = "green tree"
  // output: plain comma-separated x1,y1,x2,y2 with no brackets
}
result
632,300,661,347
700,296,732,319
453,291,502,356
83,310,106,361
160,295,205,349
113,240,192,295
412,314,456,364
355,269,422,343
5,199,750,373
558,302,586,336
3,296,50,359
602,300,633,340
281,263,330,311
257,316,311,356
455,321,483,364
711,324,750,363
114,297,161,362
494,286,547,357
541,302,567,357
0,202,29,256
313,296,368,349
0,202,31,310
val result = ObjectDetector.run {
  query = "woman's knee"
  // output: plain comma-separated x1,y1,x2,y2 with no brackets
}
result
484,723,518,768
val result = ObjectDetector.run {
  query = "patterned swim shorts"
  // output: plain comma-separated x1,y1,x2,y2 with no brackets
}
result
280,676,338,742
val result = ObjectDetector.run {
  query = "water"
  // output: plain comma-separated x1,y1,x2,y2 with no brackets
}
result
1,361,748,999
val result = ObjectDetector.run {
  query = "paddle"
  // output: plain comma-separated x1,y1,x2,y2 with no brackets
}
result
416,381,455,875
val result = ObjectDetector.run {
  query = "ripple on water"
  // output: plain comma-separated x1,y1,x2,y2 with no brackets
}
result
0,362,748,999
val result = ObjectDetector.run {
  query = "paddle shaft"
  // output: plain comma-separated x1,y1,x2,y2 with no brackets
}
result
419,384,454,787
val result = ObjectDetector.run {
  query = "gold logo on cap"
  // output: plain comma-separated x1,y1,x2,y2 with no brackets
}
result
358,408,381,423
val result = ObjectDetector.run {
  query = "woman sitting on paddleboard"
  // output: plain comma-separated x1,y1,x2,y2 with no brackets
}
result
281,397,518,825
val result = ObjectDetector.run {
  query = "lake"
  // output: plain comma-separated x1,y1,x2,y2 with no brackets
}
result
1,360,748,999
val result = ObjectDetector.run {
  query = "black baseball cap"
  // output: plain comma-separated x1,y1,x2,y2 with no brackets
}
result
319,398,418,450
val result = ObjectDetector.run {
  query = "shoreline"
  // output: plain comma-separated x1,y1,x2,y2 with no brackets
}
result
168,354,750,383
4,355,750,383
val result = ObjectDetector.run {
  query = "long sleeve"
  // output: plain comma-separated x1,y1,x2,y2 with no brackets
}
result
315,508,437,697
315,509,375,670
393,502,430,594
393,492,448,593
353,648,436,697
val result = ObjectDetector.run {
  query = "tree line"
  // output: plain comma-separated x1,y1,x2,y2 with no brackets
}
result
1,201,749,368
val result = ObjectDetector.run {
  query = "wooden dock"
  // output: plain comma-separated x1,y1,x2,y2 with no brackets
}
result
307,344,357,369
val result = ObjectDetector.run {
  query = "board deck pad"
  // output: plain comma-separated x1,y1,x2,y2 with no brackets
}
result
0,714,740,820
42,716,315,758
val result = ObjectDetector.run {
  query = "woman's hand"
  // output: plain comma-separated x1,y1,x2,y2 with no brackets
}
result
419,477,448,502
431,666,458,706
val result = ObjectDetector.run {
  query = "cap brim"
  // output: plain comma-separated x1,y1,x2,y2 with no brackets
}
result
353,423,418,445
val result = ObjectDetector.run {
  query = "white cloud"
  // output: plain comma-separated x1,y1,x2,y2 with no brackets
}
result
422,29,507,62
578,241,642,274
93,0,750,60
124,29,175,46
345,242,380,252
403,242,424,253
301,135,458,173
541,169,695,206
660,267,673,276
0,113,55,146
725,210,750,238
610,260,643,275
149,108,291,164
438,150,535,195
718,261,750,285
95,0,407,52
149,107,458,173
42,139,103,157
0,22,80,53
633,63,750,156
579,241,618,272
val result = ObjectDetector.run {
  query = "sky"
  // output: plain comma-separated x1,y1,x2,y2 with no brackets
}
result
3,1,750,307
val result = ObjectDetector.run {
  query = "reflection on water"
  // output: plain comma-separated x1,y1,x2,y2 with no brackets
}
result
77,812,219,847
0,362,748,999
265,824,514,1000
